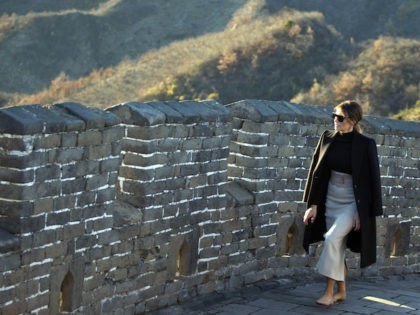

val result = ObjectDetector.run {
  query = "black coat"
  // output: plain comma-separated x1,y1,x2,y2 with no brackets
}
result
302,130,383,268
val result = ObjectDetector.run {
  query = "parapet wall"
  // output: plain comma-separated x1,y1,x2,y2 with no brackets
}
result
0,100,418,314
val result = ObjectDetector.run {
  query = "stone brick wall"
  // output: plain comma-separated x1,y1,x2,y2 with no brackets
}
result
0,103,122,314
227,100,420,279
104,100,232,313
0,100,418,314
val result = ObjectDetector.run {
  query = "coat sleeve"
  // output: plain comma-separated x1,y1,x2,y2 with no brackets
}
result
368,138,383,216
302,131,325,205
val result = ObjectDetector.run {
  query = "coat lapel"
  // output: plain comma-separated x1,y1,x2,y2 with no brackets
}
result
317,130,337,168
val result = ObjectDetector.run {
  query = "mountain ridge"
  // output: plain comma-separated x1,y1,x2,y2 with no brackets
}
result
0,0,419,121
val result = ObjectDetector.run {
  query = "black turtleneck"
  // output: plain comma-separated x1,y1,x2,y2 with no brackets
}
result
327,130,354,174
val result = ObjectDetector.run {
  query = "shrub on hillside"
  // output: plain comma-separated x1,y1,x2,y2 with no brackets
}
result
142,15,349,105
292,36,420,117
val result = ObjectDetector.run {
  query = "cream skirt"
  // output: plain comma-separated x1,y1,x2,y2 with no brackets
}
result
317,170,357,281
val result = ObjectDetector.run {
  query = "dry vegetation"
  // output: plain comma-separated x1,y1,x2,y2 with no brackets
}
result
9,8,327,108
0,0,419,121
292,36,420,118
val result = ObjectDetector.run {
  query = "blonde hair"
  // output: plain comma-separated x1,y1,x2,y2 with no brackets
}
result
335,100,363,133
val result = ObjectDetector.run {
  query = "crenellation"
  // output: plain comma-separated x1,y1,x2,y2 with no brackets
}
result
0,100,418,313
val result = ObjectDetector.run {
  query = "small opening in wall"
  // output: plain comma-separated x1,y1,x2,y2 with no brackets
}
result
390,227,401,257
285,224,297,255
60,271,74,312
176,241,190,277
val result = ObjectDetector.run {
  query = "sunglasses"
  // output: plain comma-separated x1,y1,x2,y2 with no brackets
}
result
332,113,348,122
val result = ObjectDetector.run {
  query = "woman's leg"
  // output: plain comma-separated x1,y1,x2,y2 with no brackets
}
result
334,260,348,302
316,277,336,306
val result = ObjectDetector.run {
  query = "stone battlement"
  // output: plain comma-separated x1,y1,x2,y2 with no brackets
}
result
0,100,419,314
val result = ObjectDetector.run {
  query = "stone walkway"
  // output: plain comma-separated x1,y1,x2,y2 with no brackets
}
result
151,273,420,314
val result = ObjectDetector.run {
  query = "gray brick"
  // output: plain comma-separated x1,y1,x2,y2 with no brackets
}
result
123,138,158,154
102,125,124,143
61,132,78,147
76,191,96,207
86,144,112,160
0,286,15,305
96,187,116,204
0,182,35,200
142,207,163,221
20,215,45,234
237,131,269,145
47,210,70,226
35,164,60,182
33,197,55,214
179,164,200,177
77,130,103,146
168,125,189,138
63,222,84,240
36,181,62,198
191,124,214,137
56,102,114,129
0,136,30,151
127,125,170,140
33,229,61,247
86,174,108,190
111,141,121,156
56,147,84,163
0,252,21,272
192,150,212,163
123,152,169,167
0,199,33,217
235,155,267,168
181,138,202,150
0,167,34,183
96,229,118,245
62,177,86,194
158,137,182,152
0,151,48,168
33,134,61,149
119,166,155,180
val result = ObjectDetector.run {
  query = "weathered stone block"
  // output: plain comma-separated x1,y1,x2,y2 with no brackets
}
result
127,125,171,140
56,147,85,164
35,164,60,182
235,155,267,168
96,187,116,204
61,177,86,195
0,136,31,151
0,252,21,272
36,181,62,198
86,144,112,160
34,134,61,150
102,125,124,143
0,167,34,184
75,191,95,208
0,151,48,169
85,174,108,191
119,166,155,181
237,131,269,146
20,213,45,233
33,229,60,247
61,132,78,147
47,210,70,226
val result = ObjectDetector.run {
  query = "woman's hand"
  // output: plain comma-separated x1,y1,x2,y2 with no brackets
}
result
353,211,360,231
303,205,317,225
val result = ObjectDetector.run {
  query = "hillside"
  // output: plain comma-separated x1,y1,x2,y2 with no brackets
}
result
0,0,246,94
0,0,419,121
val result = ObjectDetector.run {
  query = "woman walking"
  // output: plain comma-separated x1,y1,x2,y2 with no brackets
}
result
302,100,383,306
